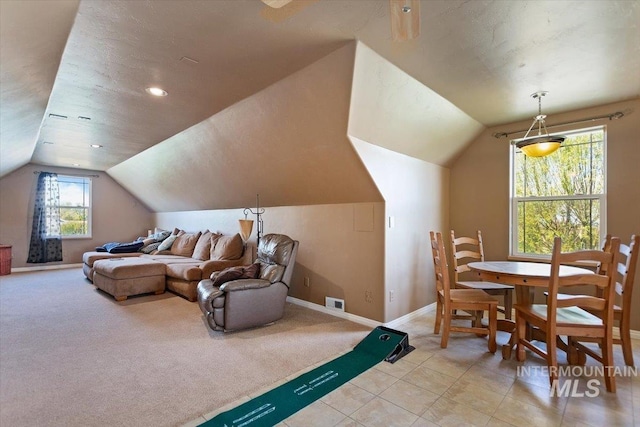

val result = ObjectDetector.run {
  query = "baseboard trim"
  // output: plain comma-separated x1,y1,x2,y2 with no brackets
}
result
384,302,437,329
11,263,83,273
286,297,381,329
286,297,438,330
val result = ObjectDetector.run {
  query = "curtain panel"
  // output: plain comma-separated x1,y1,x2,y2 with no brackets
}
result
27,172,63,263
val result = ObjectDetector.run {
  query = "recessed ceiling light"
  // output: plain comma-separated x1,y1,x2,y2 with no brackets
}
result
145,87,168,97
72,163,80,167
90,144,103,148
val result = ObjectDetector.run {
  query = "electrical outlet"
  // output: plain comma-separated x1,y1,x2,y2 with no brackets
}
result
389,290,395,302
304,277,310,287
365,290,373,303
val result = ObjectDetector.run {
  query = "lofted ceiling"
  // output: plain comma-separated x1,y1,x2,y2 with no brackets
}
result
1,0,639,177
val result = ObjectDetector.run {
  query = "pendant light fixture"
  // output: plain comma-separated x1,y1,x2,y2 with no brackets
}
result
515,91,566,157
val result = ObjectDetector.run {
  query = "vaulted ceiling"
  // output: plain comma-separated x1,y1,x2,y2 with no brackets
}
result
1,0,639,178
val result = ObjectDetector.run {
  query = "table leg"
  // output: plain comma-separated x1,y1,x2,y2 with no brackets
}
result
501,285,536,359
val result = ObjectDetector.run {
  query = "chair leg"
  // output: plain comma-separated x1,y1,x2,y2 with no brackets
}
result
567,337,578,365
488,306,497,354
515,312,526,362
620,322,635,367
441,309,451,349
503,290,513,320
603,332,616,392
547,331,558,388
434,297,443,335
471,309,481,328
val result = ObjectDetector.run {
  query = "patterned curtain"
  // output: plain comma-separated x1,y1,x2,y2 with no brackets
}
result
27,172,63,263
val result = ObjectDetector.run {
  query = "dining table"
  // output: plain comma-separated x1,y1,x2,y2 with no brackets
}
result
467,260,595,359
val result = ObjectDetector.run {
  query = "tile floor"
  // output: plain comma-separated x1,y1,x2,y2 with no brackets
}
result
187,311,639,427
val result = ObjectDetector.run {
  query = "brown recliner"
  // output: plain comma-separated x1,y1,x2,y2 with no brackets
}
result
196,233,299,332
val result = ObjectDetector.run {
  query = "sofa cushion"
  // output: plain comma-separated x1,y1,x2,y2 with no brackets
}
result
140,254,201,263
170,231,202,257
157,234,178,252
165,263,203,281
83,251,141,266
93,257,165,279
211,263,259,287
192,230,213,261
211,233,243,261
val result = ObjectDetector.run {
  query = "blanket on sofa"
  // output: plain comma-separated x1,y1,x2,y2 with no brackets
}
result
96,241,145,254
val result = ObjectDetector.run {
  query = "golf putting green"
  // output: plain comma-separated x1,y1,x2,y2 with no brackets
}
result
200,326,412,427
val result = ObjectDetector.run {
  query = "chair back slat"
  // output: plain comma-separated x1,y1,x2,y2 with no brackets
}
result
556,295,605,311
557,273,611,290
430,231,451,300
620,236,638,290
454,249,481,261
450,230,486,282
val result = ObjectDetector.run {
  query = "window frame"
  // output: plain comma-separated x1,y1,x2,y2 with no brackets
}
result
509,125,607,260
57,175,93,239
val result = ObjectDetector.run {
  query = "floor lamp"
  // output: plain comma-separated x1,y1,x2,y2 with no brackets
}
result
239,194,265,249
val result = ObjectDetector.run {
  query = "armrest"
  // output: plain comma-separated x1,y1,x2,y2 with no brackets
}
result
220,279,272,292
200,259,246,278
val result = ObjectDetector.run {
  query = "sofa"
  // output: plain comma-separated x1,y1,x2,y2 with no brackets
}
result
83,229,251,301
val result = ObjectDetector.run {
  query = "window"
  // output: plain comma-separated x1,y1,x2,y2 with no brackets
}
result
58,175,92,238
510,126,606,258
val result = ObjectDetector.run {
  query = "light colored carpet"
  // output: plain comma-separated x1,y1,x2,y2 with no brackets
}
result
0,269,371,426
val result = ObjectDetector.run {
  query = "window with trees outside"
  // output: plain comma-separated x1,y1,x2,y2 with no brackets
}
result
510,126,606,258
58,175,92,238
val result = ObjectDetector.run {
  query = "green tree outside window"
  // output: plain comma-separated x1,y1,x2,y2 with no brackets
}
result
512,127,605,256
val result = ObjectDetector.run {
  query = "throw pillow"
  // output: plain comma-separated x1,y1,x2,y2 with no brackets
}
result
192,230,212,261
157,234,178,252
140,242,162,254
148,230,171,242
210,263,260,287
170,231,202,257
211,233,244,260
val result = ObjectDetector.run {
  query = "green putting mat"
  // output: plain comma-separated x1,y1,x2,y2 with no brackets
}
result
200,326,413,427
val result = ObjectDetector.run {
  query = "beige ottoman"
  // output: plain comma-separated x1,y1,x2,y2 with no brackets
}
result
93,258,166,301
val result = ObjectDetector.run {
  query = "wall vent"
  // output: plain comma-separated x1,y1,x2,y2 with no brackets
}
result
325,297,345,312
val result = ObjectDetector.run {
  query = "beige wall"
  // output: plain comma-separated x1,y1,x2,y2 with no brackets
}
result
346,41,471,322
155,202,386,322
0,164,152,269
450,98,640,329
352,138,449,322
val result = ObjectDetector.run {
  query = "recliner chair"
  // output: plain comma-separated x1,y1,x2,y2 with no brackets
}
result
196,233,299,332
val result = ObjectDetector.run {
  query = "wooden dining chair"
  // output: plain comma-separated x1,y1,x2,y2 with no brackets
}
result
567,234,639,367
450,230,514,320
515,236,620,392
430,231,498,353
